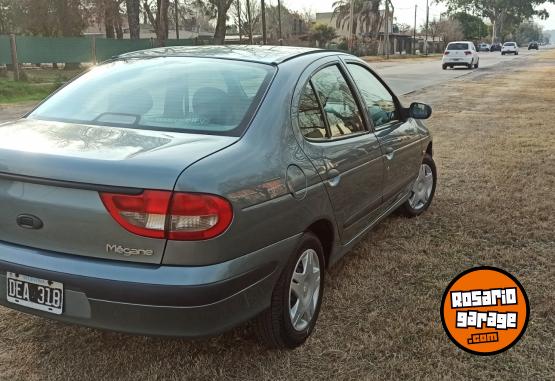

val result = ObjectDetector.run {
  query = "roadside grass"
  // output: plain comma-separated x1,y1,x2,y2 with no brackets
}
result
0,51,553,380
0,68,83,104
0,79,60,104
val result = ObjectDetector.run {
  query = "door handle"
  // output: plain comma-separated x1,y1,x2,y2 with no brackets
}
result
385,147,395,160
327,169,341,187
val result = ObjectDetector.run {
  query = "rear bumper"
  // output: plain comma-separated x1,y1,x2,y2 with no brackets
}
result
0,236,300,337
443,57,473,65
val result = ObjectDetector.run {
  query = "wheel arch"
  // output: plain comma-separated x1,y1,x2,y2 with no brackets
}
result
426,141,433,157
305,219,335,268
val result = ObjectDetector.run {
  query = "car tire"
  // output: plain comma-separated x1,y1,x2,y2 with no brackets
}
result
467,63,473,69
474,61,479,69
442,64,447,70
502,52,505,55
398,154,437,218
254,232,325,349
515,52,519,55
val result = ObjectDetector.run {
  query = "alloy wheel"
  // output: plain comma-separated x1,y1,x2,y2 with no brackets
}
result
408,163,434,210
288,249,321,331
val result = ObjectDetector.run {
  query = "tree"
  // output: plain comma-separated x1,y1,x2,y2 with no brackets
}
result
0,0,23,34
395,23,412,34
426,19,442,42
144,0,170,46
126,0,140,39
451,12,488,40
332,0,383,40
515,21,543,44
309,23,337,47
209,0,235,44
11,0,88,37
99,0,125,39
437,18,464,43
231,0,260,41
440,0,554,43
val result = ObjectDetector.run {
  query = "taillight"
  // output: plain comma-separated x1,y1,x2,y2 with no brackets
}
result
444,51,450,55
100,191,233,240
167,193,233,240
464,51,472,55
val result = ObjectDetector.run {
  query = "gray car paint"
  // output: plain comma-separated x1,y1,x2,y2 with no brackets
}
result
0,46,432,336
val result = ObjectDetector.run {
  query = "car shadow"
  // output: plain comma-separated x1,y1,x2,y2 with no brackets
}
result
1,212,425,379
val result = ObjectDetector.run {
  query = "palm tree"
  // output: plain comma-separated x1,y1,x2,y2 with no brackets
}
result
332,0,383,40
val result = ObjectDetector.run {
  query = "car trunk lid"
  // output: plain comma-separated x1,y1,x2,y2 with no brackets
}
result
0,119,238,264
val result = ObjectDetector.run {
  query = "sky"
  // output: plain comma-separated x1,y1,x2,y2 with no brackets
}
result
279,0,555,31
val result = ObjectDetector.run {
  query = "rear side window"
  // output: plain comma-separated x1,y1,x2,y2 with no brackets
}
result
29,57,274,136
298,83,328,140
447,43,469,50
309,65,365,138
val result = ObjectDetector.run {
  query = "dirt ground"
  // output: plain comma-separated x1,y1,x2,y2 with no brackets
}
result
0,51,554,380
0,102,35,122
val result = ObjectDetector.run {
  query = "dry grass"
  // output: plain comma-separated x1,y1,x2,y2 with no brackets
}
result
1,51,554,381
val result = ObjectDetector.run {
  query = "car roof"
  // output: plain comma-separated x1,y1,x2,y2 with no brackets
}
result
116,45,329,65
447,41,473,44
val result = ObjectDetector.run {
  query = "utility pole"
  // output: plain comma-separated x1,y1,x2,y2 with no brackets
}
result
385,0,389,58
425,0,429,56
261,0,267,45
390,1,395,56
349,0,355,53
277,0,283,43
175,0,180,40
246,0,253,44
413,4,417,55
238,0,242,43
9,34,19,81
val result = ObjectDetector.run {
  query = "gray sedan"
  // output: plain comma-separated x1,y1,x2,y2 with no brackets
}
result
0,46,436,348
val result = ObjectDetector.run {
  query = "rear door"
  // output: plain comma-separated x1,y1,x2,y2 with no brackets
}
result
343,61,423,206
293,59,384,244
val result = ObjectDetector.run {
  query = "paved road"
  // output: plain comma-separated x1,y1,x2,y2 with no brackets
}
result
371,50,543,95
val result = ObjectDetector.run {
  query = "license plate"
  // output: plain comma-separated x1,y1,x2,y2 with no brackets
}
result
452,58,461,61
6,272,64,315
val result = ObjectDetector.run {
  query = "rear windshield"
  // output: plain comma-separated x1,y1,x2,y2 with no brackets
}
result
447,43,469,50
29,57,275,136
504,42,516,46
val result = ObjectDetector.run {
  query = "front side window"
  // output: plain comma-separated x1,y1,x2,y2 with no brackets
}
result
29,57,274,136
348,64,397,128
310,65,365,138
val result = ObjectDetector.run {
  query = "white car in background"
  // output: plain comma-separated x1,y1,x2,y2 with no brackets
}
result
501,42,519,55
442,41,480,70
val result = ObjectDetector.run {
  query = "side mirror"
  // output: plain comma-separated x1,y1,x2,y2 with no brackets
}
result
409,102,432,120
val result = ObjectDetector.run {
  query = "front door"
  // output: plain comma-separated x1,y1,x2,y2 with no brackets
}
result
344,62,424,206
